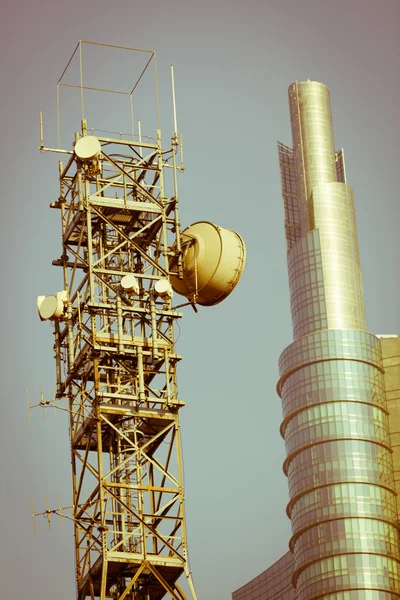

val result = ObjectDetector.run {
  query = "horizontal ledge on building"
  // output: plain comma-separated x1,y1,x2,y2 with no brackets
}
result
280,398,389,438
288,513,400,552
286,480,398,519
277,356,384,397
283,436,393,475
300,587,400,600
291,550,400,588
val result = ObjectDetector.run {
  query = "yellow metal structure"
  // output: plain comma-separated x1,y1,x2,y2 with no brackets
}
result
37,42,200,600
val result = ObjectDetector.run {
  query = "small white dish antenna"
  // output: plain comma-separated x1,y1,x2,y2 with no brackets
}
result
154,279,173,299
37,291,68,321
74,136,101,161
120,274,139,294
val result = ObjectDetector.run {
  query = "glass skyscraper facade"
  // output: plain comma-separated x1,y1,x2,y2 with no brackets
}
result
233,82,400,599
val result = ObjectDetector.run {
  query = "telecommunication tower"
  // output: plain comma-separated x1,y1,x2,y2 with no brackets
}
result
33,41,245,600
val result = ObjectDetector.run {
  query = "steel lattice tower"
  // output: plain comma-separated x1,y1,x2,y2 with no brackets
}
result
36,42,200,600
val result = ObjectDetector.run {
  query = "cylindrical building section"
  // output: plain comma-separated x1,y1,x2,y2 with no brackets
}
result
289,81,338,237
311,182,365,331
278,331,400,598
288,81,366,335
278,81,400,599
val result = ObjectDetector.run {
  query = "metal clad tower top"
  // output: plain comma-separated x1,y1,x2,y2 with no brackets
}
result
289,81,337,236
286,80,365,336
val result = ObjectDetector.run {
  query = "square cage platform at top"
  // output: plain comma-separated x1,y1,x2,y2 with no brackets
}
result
56,41,162,148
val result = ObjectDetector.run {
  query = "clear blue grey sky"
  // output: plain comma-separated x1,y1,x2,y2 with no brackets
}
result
0,1,398,599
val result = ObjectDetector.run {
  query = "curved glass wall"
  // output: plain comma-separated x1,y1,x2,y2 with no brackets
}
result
281,358,386,422
284,401,390,457
278,330,382,383
272,81,400,599
278,327,399,597
296,554,400,599
290,482,398,533
323,592,400,600
289,81,337,238
293,518,399,568
286,439,395,501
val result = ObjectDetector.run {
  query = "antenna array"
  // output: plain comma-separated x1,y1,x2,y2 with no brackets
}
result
36,42,197,600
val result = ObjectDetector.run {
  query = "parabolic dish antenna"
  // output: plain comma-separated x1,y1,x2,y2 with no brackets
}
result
74,135,102,161
170,221,246,306
38,295,64,320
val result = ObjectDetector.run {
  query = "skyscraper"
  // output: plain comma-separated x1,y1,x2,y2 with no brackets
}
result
233,81,400,599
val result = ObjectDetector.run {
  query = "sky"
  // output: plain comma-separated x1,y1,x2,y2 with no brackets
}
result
0,1,399,599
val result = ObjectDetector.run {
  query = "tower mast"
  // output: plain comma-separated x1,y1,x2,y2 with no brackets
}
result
38,42,198,600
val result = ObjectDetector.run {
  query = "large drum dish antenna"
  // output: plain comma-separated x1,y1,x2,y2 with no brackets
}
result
171,221,246,306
